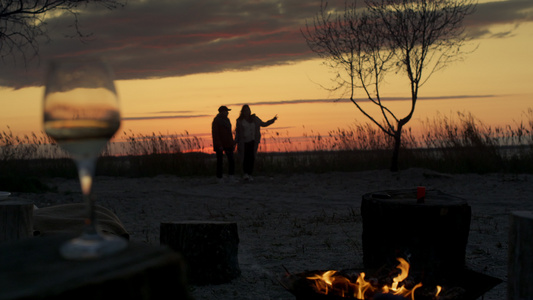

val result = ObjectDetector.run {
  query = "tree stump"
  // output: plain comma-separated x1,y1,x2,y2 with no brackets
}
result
0,198,34,242
508,211,533,300
160,221,241,285
361,189,471,283
0,234,191,300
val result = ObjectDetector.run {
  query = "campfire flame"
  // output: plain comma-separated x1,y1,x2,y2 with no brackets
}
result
306,258,442,299
435,285,442,298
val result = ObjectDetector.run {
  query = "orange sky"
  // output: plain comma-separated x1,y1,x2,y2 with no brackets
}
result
1,2,532,152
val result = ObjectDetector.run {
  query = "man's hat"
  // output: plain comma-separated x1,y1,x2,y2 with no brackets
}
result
218,106,231,112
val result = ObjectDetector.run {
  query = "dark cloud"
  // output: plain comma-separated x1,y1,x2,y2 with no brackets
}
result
122,110,208,120
232,94,496,106
1,0,531,88
466,0,533,38
124,94,494,121
122,114,210,121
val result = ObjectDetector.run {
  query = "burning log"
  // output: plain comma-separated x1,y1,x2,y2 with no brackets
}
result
280,265,500,300
361,189,471,283
508,211,533,300
280,259,448,300
160,221,240,285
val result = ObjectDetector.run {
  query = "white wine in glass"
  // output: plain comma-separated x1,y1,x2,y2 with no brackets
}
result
43,57,127,259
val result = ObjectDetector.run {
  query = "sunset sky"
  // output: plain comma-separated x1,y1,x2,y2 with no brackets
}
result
1,0,532,151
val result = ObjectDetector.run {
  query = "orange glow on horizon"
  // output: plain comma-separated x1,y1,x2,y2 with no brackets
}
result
1,23,532,151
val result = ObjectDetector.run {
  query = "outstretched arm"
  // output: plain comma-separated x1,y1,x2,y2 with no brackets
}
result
258,114,277,127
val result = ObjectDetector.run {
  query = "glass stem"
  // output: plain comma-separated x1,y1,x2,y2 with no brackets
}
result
75,157,98,236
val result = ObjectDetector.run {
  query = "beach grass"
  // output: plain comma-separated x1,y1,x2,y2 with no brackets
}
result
1,110,533,191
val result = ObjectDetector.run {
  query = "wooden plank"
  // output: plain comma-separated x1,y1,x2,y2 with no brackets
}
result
0,235,191,300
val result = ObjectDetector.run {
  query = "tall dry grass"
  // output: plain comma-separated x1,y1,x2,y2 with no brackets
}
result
1,110,533,188
256,110,533,174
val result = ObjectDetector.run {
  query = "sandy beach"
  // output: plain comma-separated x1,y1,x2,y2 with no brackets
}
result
20,168,533,299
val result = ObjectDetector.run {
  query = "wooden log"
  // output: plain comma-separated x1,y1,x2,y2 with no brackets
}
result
361,189,471,283
33,203,129,239
0,234,191,300
160,221,241,285
0,198,34,242
508,211,533,300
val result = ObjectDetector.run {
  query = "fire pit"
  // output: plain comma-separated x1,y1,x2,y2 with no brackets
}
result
279,188,502,300
280,259,501,300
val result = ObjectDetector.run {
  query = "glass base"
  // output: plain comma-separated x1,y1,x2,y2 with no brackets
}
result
60,233,128,260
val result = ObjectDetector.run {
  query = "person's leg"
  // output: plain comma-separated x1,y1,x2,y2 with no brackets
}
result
215,149,223,178
225,148,235,176
249,141,256,175
243,141,254,175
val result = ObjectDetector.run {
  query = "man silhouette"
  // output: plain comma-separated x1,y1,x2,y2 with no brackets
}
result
211,106,235,181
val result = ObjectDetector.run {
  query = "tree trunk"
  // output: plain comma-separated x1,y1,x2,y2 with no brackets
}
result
390,126,403,172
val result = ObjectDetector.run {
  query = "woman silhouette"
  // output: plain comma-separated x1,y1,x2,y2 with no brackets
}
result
235,104,277,181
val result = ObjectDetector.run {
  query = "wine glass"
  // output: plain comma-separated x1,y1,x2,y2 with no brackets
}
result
43,57,127,259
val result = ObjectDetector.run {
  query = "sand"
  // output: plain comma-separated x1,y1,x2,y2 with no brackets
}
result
21,168,533,299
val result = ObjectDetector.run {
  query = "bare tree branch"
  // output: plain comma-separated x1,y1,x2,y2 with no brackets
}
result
0,0,125,65
302,0,476,171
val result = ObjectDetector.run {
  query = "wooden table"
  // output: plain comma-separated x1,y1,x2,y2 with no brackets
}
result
0,235,191,300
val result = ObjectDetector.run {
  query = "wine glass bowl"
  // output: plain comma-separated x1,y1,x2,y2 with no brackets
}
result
43,58,127,259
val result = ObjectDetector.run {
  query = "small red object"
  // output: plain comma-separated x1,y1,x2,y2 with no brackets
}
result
417,186,426,203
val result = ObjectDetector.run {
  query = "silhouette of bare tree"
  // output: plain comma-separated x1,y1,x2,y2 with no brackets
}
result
303,0,476,171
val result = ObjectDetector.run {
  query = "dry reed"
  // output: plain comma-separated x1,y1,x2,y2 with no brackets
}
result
1,110,533,183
